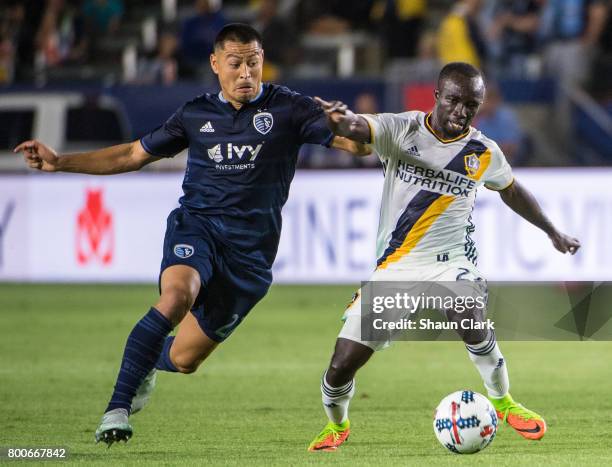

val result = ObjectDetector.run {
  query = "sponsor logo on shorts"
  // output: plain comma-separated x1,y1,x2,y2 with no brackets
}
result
173,244,194,258
437,252,449,262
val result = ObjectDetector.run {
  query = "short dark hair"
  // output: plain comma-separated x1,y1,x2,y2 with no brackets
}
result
437,62,483,88
214,23,262,50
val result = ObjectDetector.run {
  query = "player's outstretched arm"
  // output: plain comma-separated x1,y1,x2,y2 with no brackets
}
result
499,179,581,254
14,140,160,175
331,136,372,156
314,97,371,143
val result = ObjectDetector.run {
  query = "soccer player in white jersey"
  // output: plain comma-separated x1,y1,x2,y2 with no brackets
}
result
308,62,581,451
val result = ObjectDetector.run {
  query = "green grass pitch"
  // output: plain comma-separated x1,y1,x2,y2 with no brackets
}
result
0,284,610,466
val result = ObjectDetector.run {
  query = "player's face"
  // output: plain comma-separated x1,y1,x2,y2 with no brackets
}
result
433,76,485,138
210,40,264,108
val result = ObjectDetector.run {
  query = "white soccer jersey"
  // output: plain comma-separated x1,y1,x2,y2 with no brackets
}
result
362,111,513,270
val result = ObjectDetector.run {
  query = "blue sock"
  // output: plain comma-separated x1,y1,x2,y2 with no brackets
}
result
155,336,179,372
105,307,173,413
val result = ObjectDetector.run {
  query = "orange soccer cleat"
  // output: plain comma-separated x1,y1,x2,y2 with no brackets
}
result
308,420,350,451
490,394,547,440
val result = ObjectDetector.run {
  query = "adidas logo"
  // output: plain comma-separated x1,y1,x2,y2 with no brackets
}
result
200,121,214,133
406,145,420,157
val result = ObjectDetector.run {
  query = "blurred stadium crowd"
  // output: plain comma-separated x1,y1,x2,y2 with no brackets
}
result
0,0,610,168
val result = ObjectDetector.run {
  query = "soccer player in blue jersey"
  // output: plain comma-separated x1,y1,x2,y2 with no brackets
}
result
14,23,368,446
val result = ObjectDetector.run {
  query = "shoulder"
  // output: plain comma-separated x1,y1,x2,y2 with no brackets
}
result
264,85,322,123
266,83,294,96
267,83,304,96
180,93,217,112
267,84,330,109
265,84,313,106
364,110,423,132
470,127,504,156
395,110,424,121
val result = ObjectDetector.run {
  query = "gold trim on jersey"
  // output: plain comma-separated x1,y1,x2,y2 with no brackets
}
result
425,113,471,143
364,117,375,145
378,194,456,269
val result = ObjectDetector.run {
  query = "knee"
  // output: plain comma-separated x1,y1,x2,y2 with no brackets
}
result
156,287,195,321
327,357,357,386
172,354,202,374
326,339,373,386
175,364,199,375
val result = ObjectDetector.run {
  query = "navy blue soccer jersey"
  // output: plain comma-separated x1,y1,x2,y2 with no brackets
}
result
140,83,333,268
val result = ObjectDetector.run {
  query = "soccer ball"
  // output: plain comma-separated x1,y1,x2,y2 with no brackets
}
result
433,390,497,454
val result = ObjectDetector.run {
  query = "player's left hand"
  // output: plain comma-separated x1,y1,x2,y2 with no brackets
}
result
314,96,371,143
549,231,581,255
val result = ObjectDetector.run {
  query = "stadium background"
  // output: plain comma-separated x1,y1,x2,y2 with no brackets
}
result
1,0,611,464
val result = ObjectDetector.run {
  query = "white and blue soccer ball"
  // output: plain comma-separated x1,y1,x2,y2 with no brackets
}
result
433,390,497,454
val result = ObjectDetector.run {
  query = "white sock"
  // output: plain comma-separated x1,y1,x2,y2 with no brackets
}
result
321,371,355,424
466,331,509,399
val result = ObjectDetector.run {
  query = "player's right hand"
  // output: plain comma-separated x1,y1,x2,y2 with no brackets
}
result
314,96,352,124
314,96,361,138
14,140,59,172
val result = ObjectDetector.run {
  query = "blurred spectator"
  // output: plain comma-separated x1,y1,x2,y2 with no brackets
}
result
355,91,379,115
486,0,541,79
8,0,44,83
83,0,124,35
413,30,441,81
0,33,15,84
0,2,25,83
133,32,179,85
331,0,376,31
589,6,612,99
300,92,382,169
475,84,528,165
437,0,488,69
35,0,89,68
295,0,374,34
180,0,227,75
388,29,440,83
252,0,298,80
371,0,427,59
540,0,609,89
539,0,608,146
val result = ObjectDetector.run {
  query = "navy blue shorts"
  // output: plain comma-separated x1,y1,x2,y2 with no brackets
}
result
160,207,272,342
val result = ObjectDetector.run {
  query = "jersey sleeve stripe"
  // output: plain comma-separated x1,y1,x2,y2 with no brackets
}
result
442,139,489,176
139,137,168,157
377,192,456,269
485,177,515,191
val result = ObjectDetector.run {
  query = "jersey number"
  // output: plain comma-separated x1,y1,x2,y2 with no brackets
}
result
455,267,484,282
215,314,240,339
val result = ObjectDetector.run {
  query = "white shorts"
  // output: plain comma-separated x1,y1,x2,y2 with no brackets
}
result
338,253,486,351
